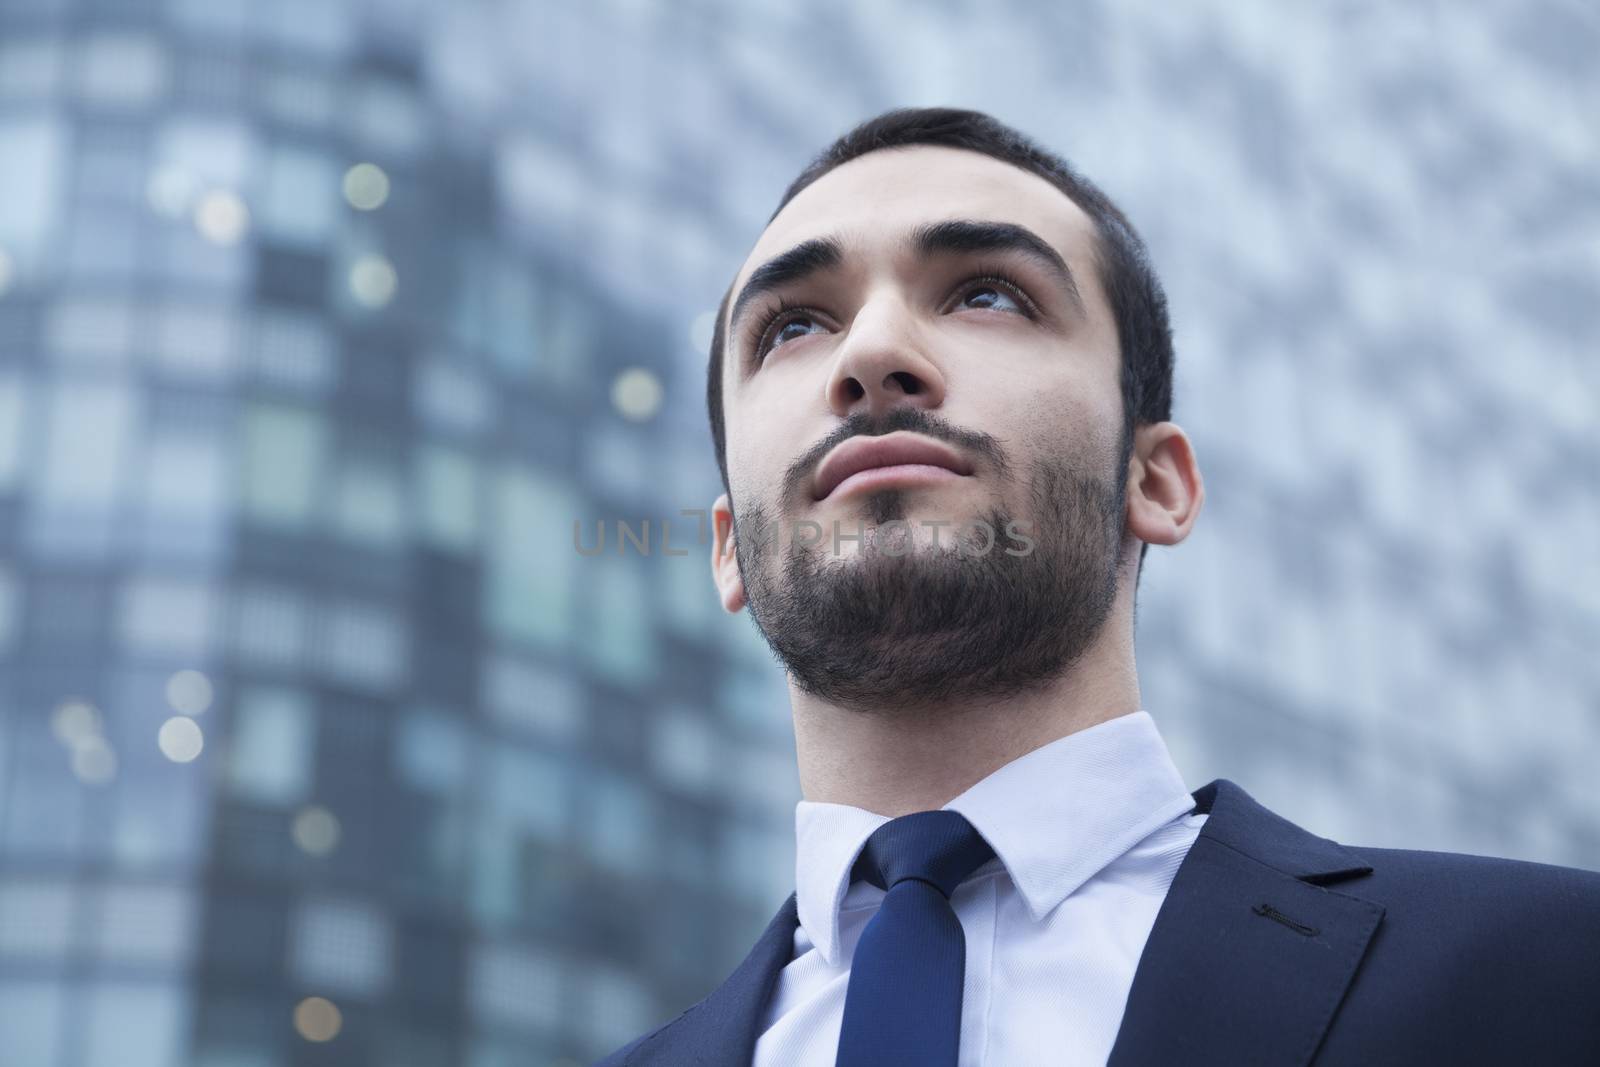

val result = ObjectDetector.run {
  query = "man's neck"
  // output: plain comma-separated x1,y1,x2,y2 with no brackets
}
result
789,630,1142,817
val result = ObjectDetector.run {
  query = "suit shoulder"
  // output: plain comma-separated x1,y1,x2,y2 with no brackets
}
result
1342,842,1600,929
589,1003,702,1067
1350,843,1600,892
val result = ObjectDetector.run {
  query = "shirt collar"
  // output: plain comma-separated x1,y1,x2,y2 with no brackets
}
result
793,709,1198,966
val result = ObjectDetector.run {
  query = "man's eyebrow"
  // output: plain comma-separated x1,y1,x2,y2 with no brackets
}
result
726,218,1086,343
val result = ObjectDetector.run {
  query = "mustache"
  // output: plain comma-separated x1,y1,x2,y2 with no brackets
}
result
783,408,1012,499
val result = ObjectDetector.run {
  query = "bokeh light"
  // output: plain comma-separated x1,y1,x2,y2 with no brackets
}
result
293,996,343,1042
51,699,103,748
71,736,118,785
611,367,663,422
292,805,341,856
194,189,250,245
349,254,397,308
342,162,391,210
157,716,204,762
165,668,214,715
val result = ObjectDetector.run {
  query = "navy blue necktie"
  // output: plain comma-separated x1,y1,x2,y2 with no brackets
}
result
834,810,997,1067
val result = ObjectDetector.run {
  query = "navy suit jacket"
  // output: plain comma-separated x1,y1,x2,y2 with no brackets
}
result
594,777,1600,1065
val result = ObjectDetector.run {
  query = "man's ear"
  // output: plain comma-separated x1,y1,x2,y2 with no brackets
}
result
710,492,747,613
1124,421,1204,551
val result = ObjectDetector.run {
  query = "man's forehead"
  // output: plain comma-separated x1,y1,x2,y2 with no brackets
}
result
730,145,1097,301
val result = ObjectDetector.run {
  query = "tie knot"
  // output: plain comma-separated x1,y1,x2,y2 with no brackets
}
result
850,810,997,899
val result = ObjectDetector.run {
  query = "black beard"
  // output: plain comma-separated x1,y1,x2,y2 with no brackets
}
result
732,450,1127,717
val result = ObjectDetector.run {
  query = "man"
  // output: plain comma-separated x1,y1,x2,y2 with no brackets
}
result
595,108,1600,1066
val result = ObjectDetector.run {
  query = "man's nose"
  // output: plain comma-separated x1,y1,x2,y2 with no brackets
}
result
823,297,948,419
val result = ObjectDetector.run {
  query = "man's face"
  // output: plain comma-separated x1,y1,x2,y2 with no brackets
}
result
711,144,1132,715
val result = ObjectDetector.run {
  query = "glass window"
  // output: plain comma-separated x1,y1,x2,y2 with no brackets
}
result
63,207,142,282
77,130,146,210
44,296,136,369
201,895,284,976
93,883,197,967
413,356,492,437
484,464,577,649
224,685,314,808
151,299,241,382
483,254,538,378
2,735,89,858
0,115,67,269
174,50,247,110
716,660,791,744
658,801,715,890
228,582,307,669
347,76,425,158
651,704,719,797
82,980,188,1067
540,279,593,389
469,1035,558,1067
582,422,655,504
486,743,568,843
238,403,327,528
0,371,23,492
415,442,480,552
331,455,406,549
258,66,338,130
0,980,64,1066
0,564,15,652
719,818,794,908
467,821,519,930
253,0,354,58
582,555,657,687
657,539,717,637
289,896,393,998
446,234,493,355
578,962,657,1056
0,878,78,957
167,0,249,40
724,740,801,822
313,598,406,692
250,306,335,393
140,431,228,521
495,133,585,252
152,116,257,192
259,143,338,248
581,767,652,877
393,707,469,797
480,652,580,744
115,573,218,659
466,939,562,1033
0,36,66,101
76,33,169,110
111,774,205,867
22,571,103,644
156,220,250,293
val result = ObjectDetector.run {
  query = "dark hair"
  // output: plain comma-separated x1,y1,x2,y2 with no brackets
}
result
705,106,1175,578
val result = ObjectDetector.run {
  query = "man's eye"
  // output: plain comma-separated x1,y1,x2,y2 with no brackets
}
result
954,274,1033,315
758,312,826,358
752,271,1037,362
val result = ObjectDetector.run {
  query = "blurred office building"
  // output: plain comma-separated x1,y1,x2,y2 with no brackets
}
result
1,3,1597,1067
0,4,801,1066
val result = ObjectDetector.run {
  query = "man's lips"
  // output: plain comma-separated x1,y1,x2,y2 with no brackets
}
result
812,431,973,500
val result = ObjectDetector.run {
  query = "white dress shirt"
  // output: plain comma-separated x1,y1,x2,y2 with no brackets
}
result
753,709,1207,1067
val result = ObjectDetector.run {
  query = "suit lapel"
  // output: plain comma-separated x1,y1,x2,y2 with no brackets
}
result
625,777,1384,1067
1106,779,1385,1067
624,891,799,1066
